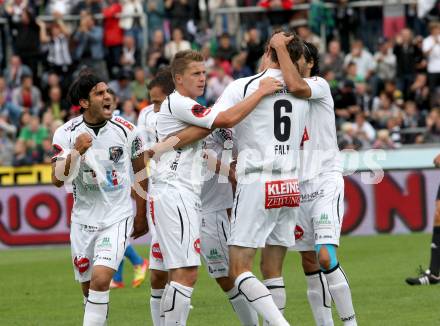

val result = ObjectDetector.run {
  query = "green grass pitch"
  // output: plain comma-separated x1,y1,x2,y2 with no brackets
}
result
1,233,440,325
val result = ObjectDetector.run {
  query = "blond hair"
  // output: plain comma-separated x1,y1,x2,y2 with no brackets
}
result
171,50,204,78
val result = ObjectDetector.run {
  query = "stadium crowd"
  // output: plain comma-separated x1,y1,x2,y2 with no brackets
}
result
0,0,439,167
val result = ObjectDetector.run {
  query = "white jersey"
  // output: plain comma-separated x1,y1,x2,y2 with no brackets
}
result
52,115,145,227
137,104,158,148
212,68,309,181
300,76,342,182
201,128,234,214
155,90,220,196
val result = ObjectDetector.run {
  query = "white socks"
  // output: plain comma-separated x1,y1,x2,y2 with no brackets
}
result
161,281,193,326
83,289,109,326
150,288,164,326
305,271,334,326
236,272,289,326
159,283,170,325
325,265,357,326
263,277,286,326
227,286,259,326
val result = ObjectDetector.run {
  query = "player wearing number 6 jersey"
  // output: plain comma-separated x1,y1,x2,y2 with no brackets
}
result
212,34,309,326
269,33,357,326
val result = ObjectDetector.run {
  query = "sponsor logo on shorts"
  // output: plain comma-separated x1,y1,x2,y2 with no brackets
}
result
191,104,211,118
265,179,300,209
300,189,324,203
97,237,112,250
151,242,163,260
194,238,201,254
74,255,90,274
295,225,304,240
80,225,98,232
315,213,332,227
207,248,223,262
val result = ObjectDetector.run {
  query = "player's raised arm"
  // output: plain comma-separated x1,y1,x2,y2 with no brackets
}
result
51,132,92,187
212,76,282,128
270,32,312,98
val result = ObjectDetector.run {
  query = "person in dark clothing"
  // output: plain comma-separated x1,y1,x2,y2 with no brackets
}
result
216,33,238,62
243,27,265,73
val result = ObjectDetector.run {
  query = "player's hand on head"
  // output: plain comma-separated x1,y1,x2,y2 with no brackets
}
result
74,132,93,155
270,32,294,49
259,77,283,96
131,214,149,239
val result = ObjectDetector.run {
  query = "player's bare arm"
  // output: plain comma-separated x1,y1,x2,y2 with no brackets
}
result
51,132,92,187
270,33,312,98
213,77,283,128
131,154,149,239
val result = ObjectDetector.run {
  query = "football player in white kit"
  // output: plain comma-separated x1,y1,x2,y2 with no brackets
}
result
211,35,310,326
269,33,357,325
137,67,175,326
51,71,148,326
153,50,282,325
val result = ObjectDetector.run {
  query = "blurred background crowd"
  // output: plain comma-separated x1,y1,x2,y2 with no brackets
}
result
0,0,439,167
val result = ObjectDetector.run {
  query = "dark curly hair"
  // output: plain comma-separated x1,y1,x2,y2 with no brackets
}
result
303,41,320,77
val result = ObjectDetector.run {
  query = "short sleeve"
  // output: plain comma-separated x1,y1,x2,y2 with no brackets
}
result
422,37,431,53
172,96,219,129
211,80,244,112
304,77,330,100
127,126,147,160
51,126,70,163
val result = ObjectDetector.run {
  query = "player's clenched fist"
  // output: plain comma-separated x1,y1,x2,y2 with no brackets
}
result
258,77,283,96
74,133,93,155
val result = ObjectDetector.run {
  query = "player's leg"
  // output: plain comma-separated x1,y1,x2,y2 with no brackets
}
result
110,260,125,289
260,244,287,322
123,244,149,288
84,217,132,326
406,196,440,285
301,251,333,326
314,173,356,326
201,210,258,325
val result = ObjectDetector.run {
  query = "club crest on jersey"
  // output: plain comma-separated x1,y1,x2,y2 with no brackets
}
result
109,146,123,163
74,255,90,274
265,179,300,209
191,104,211,118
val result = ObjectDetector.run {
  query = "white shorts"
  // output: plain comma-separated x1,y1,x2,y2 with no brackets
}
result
229,178,300,248
151,187,202,269
290,172,344,252
148,196,167,272
200,209,230,278
70,217,133,283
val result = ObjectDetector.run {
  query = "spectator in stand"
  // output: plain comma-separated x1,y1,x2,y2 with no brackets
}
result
120,34,138,68
383,0,406,40
373,38,397,95
130,66,149,111
344,40,375,81
393,28,424,99
13,139,35,166
46,0,73,15
71,0,103,15
147,29,168,74
216,32,237,62
41,138,56,164
321,39,345,81
371,92,401,129
8,9,41,82
72,11,108,81
103,0,124,79
409,73,431,112
352,112,375,148
3,55,32,89
205,66,233,106
338,122,363,150
18,115,48,146
402,100,425,143
0,89,22,127
119,99,137,124
345,61,364,84
259,0,293,28
423,21,440,106
12,74,42,116
147,1,165,41
109,69,133,103
164,27,191,61
242,27,265,73
295,23,322,53
372,129,397,149
0,118,15,166
165,0,193,34
201,0,238,37
386,116,402,147
45,85,69,121
201,43,215,74
421,108,440,144
231,54,252,79
334,0,358,54
5,0,29,53
37,12,72,76
334,79,359,126
355,82,373,117
120,0,145,54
